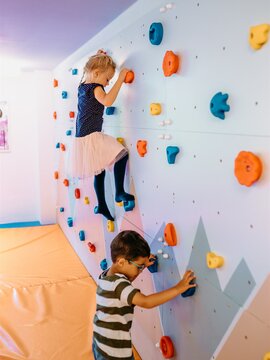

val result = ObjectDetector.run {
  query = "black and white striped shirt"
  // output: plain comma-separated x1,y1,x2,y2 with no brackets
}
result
93,270,140,359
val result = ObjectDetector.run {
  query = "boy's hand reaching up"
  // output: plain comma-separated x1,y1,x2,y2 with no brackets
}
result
175,270,196,294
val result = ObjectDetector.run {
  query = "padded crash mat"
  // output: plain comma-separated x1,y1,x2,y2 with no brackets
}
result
0,224,97,360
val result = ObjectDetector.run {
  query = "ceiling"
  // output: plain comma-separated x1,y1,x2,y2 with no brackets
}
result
0,0,137,71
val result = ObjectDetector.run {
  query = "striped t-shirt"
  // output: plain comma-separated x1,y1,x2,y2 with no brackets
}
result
75,83,104,137
93,270,140,360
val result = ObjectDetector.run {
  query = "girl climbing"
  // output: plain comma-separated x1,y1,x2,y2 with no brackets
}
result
71,50,134,221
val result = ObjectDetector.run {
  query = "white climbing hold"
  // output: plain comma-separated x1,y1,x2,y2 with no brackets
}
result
158,237,163,242
163,253,169,259
160,6,167,13
157,249,163,254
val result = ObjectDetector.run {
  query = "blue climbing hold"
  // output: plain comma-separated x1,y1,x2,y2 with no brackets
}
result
56,142,60,148
72,68,78,75
66,130,72,136
60,207,64,212
149,22,163,45
147,256,158,273
62,91,68,99
181,279,196,298
166,146,180,164
67,217,73,227
100,259,108,271
123,200,135,212
106,106,116,115
210,92,230,120
79,230,85,241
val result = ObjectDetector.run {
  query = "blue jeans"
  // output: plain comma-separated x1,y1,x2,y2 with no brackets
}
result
92,341,134,360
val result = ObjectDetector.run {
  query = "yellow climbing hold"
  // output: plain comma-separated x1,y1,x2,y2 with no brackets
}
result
206,252,224,269
150,103,162,115
107,220,114,232
249,24,270,50
84,197,90,205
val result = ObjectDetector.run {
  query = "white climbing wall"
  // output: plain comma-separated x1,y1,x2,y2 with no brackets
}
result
53,0,270,359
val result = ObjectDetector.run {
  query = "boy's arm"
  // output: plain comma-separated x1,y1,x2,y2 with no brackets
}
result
94,68,129,107
132,270,196,309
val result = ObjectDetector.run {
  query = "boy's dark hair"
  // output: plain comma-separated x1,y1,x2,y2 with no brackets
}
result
111,230,150,262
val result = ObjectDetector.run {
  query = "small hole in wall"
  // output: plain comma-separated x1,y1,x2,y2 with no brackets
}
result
192,200,196,204
142,24,145,27
170,308,172,312
213,309,216,313
143,34,145,37
142,213,144,217
154,325,156,329
130,41,133,44
156,147,159,150
217,211,220,215
120,46,122,49
130,109,132,113
156,221,158,225
157,68,159,71
244,335,248,340
193,154,197,158
189,330,192,334
142,109,145,112
141,309,143,313
195,55,199,59
222,46,226,51
220,159,223,163
194,105,197,109
255,101,258,106
248,280,252,285
156,185,159,189
142,180,144,183
175,15,178,19
174,107,177,111
250,224,253,229
171,271,173,275
142,72,145,76
197,3,200,6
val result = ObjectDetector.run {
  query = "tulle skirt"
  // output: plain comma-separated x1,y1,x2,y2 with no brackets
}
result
70,132,128,178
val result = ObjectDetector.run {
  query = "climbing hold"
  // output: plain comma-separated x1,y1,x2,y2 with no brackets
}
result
210,92,230,120
263,352,270,360
62,91,68,99
53,111,57,120
60,143,66,151
53,79,58,87
88,242,96,252
234,151,263,187
166,2,174,9
56,142,60,149
69,111,75,118
137,140,147,157
166,146,180,164
116,201,124,207
147,256,158,273
164,119,172,125
157,249,163,254
67,217,73,227
160,6,166,13
79,230,85,241
181,279,196,298
163,253,169,259
249,24,270,50
75,188,80,199
164,223,177,246
100,259,108,271
66,130,72,136
59,207,64,212
123,200,135,212
207,252,224,269
107,220,115,232
117,137,124,145
162,51,180,77
150,103,162,115
54,171,59,180
72,68,78,75
159,336,174,359
124,70,135,83
158,237,163,242
84,196,90,205
149,22,163,45
63,179,69,187
106,106,116,115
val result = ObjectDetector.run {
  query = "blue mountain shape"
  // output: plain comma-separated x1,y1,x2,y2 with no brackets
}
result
150,218,256,360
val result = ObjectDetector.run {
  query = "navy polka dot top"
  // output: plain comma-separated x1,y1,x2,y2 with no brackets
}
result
75,83,105,137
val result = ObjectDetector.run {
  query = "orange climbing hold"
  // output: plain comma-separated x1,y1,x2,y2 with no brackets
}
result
124,71,135,83
75,188,80,199
53,79,58,87
162,51,180,77
234,151,263,187
164,223,177,246
69,111,75,118
60,143,66,151
159,336,174,359
137,140,147,157
53,111,57,120
63,179,69,187
54,171,59,179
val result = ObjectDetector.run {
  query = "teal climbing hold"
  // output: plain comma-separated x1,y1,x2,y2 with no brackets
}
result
210,92,230,120
166,146,180,164
67,217,73,227
72,68,78,75
149,22,163,45
66,130,72,136
62,91,68,99
79,230,85,241
100,259,108,270
106,106,115,115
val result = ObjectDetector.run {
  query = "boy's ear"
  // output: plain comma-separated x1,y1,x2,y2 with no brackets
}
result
116,257,126,267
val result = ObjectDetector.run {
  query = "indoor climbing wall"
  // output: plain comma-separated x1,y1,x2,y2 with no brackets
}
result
53,0,270,359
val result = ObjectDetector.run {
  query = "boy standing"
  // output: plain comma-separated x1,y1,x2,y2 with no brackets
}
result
93,230,196,360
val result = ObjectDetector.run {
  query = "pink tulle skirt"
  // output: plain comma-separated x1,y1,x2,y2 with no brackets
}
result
70,132,128,178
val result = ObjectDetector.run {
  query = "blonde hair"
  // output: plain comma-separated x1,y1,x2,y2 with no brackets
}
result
80,51,116,83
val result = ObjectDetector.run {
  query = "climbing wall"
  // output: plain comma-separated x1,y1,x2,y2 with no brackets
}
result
53,0,270,359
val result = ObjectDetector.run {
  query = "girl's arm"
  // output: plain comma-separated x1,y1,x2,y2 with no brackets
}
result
94,68,129,107
132,270,196,309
